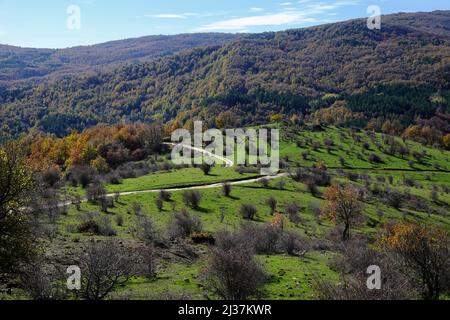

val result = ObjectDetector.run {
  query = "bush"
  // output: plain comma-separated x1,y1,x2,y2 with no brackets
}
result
79,241,139,300
77,212,116,236
306,180,319,197
285,202,302,225
222,183,232,197
168,209,202,239
19,262,68,300
291,167,330,187
259,178,270,188
200,163,213,175
384,188,404,210
240,204,258,220
314,238,416,300
159,190,172,202
68,165,96,188
40,167,62,188
204,236,267,300
244,224,281,254
280,230,309,255
86,183,107,203
136,245,157,280
155,197,163,211
131,202,142,215
266,197,277,215
115,215,124,227
191,232,215,245
276,179,287,190
183,190,202,209
108,173,123,185
132,215,156,244
368,154,383,164
377,223,450,300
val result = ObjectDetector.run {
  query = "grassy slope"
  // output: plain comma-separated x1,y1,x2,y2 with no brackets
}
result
10,125,450,300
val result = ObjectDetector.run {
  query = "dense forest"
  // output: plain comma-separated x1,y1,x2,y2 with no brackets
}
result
0,33,240,84
0,11,449,141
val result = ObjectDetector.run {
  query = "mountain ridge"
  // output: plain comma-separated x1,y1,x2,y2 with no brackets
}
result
0,33,241,85
0,10,449,137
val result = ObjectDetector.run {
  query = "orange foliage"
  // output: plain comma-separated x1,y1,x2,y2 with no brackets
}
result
313,103,363,126
271,213,285,230
402,125,444,147
377,223,448,253
321,184,363,240
26,123,162,172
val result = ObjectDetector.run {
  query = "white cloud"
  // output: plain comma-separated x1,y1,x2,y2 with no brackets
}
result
195,0,359,32
148,13,200,19
281,2,293,5
195,12,317,31
250,7,264,12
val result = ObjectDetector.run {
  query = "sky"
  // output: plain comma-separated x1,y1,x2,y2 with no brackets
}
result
0,0,448,48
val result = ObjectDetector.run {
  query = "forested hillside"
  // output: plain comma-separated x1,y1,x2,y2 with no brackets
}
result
0,11,449,138
0,33,239,84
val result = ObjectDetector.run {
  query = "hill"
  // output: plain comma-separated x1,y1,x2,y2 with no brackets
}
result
0,33,240,84
0,11,449,137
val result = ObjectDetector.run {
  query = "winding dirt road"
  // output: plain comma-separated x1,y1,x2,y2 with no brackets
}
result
63,143,284,205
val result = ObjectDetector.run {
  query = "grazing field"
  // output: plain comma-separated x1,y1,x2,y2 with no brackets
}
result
3,125,449,300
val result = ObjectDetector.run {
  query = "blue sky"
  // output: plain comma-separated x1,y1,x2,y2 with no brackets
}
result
0,0,448,48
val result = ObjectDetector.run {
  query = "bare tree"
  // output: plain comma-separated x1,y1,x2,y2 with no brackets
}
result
132,215,156,244
79,241,138,300
136,245,157,280
20,261,68,300
168,209,202,239
204,231,267,300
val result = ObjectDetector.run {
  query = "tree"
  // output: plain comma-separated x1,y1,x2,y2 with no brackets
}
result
132,216,156,244
182,190,202,209
215,111,238,129
444,134,450,150
86,183,107,203
321,185,364,241
79,241,138,300
0,143,37,275
168,209,202,239
155,196,163,211
204,232,267,300
222,182,232,197
240,204,258,220
200,163,213,175
266,197,277,215
377,223,450,300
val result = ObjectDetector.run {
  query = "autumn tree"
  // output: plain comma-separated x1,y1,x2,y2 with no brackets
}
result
215,111,238,129
313,103,363,126
321,185,364,241
377,223,450,300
